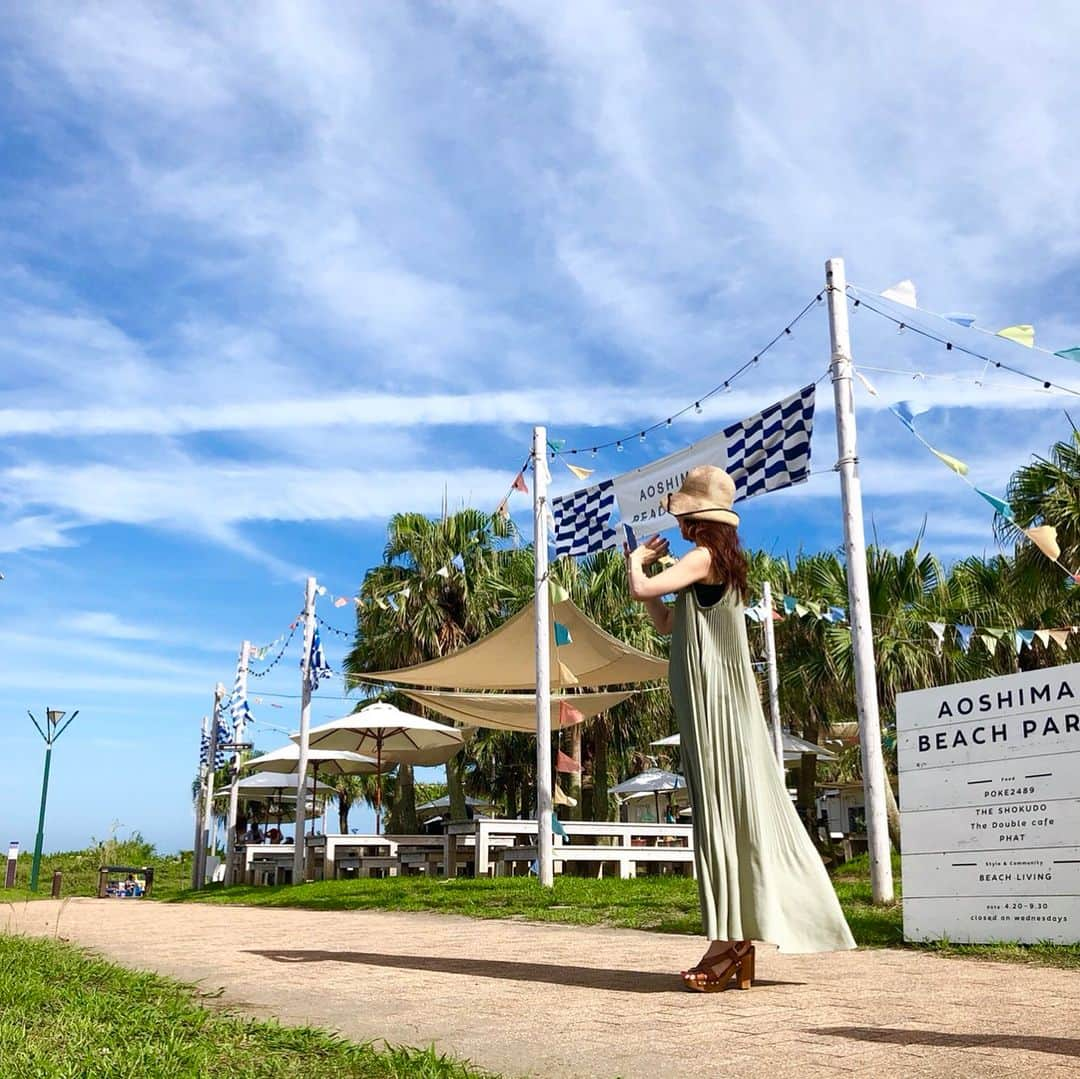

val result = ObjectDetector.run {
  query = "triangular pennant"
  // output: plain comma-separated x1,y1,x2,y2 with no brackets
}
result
945,313,976,327
333,596,348,608
353,597,363,608
399,585,411,600
930,448,969,476
955,624,974,652
794,602,809,618
512,472,529,494
451,553,466,573
316,585,327,596
1015,629,1035,653
551,815,568,840
549,581,570,604
881,280,917,307
1024,524,1061,561
558,699,585,726
744,605,762,623
889,400,930,432
1035,629,1051,648
986,627,1007,640
565,462,595,481
975,489,1015,521
496,499,511,520
555,749,582,774
548,438,566,453
436,565,450,579
827,606,847,623
1054,347,1080,363
1049,628,1071,650
554,621,572,646
996,325,1034,348
927,621,946,641
979,633,999,652
782,595,797,614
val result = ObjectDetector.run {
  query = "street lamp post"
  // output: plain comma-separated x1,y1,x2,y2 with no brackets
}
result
28,707,78,892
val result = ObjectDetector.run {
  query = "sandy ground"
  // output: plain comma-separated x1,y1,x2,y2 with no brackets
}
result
6,899,1079,1078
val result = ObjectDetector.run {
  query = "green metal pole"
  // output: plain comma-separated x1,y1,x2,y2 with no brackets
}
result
29,744,53,892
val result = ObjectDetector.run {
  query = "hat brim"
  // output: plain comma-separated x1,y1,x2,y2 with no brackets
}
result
663,493,739,528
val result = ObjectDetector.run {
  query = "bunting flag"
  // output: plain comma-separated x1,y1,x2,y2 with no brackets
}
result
996,324,1035,348
565,462,595,481
979,633,999,653
975,488,1015,521
555,749,582,774
554,621,572,646
548,439,566,453
1035,629,1051,648
783,595,797,614
333,597,348,608
1024,524,1060,561
827,606,847,623
552,816,568,839
928,621,946,641
549,581,570,603
854,369,879,396
496,499,511,520
436,565,450,579
955,624,974,652
451,553,466,573
306,627,333,692
399,585,411,600
1050,629,1072,650
945,313,976,327
558,699,585,726
889,400,930,432
1055,348,1080,363
551,479,618,558
930,448,969,476
1015,628,1035,653
512,472,529,494
881,280,917,307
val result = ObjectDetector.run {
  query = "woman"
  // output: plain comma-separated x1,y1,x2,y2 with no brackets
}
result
625,465,855,992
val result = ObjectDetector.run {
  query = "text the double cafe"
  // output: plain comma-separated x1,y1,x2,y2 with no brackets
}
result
918,679,1079,754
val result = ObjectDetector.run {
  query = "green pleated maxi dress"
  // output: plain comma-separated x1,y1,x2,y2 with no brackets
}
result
670,585,856,953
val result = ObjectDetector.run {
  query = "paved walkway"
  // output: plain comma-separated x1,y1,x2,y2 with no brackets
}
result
7,900,1079,1078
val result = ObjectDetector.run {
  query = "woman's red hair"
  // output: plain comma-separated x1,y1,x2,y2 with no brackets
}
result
681,519,749,602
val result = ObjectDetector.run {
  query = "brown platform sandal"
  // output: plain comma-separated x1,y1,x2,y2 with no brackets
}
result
682,942,755,993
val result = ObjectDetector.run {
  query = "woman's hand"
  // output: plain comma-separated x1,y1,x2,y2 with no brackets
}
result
625,533,670,568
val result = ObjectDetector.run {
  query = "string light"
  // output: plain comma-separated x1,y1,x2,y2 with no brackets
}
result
616,441,624,452
550,292,821,455
248,620,302,678
845,284,1080,398
639,431,646,443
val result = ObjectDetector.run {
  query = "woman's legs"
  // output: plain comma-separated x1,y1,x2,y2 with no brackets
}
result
682,939,753,990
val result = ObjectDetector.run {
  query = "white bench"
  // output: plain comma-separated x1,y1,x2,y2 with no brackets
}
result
499,844,695,879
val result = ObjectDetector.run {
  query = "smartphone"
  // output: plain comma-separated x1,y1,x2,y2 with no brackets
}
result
623,523,638,551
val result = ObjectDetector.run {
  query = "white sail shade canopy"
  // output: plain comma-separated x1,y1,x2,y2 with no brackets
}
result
400,689,635,732
363,599,667,690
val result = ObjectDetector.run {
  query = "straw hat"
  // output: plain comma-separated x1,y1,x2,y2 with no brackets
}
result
663,465,740,527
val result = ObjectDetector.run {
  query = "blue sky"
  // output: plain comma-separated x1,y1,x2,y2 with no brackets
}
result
2,3,1079,854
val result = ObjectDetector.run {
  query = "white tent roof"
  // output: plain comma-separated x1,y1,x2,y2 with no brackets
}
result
365,599,667,690
400,689,635,732
650,730,838,763
609,768,686,797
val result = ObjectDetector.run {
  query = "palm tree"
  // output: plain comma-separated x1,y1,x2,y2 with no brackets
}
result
328,773,378,834
344,508,517,825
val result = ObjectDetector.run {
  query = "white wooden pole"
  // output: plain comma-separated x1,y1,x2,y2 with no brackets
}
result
533,426,554,888
204,683,225,863
761,581,785,776
191,713,209,889
825,256,895,904
293,577,317,883
224,640,251,886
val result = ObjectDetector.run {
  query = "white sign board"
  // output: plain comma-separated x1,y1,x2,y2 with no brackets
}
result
896,663,1080,944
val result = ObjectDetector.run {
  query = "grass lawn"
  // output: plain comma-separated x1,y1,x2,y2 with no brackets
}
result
174,853,1080,970
0,933,492,1079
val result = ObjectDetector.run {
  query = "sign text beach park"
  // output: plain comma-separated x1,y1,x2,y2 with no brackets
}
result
896,663,1080,944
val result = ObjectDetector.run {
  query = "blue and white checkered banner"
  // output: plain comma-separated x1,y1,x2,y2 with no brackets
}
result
551,385,816,555
306,626,333,692
551,479,619,558
615,384,815,534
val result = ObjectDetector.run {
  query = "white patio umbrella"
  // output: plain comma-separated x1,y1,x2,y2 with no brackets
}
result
609,768,686,822
234,772,333,831
243,745,380,834
294,702,466,833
